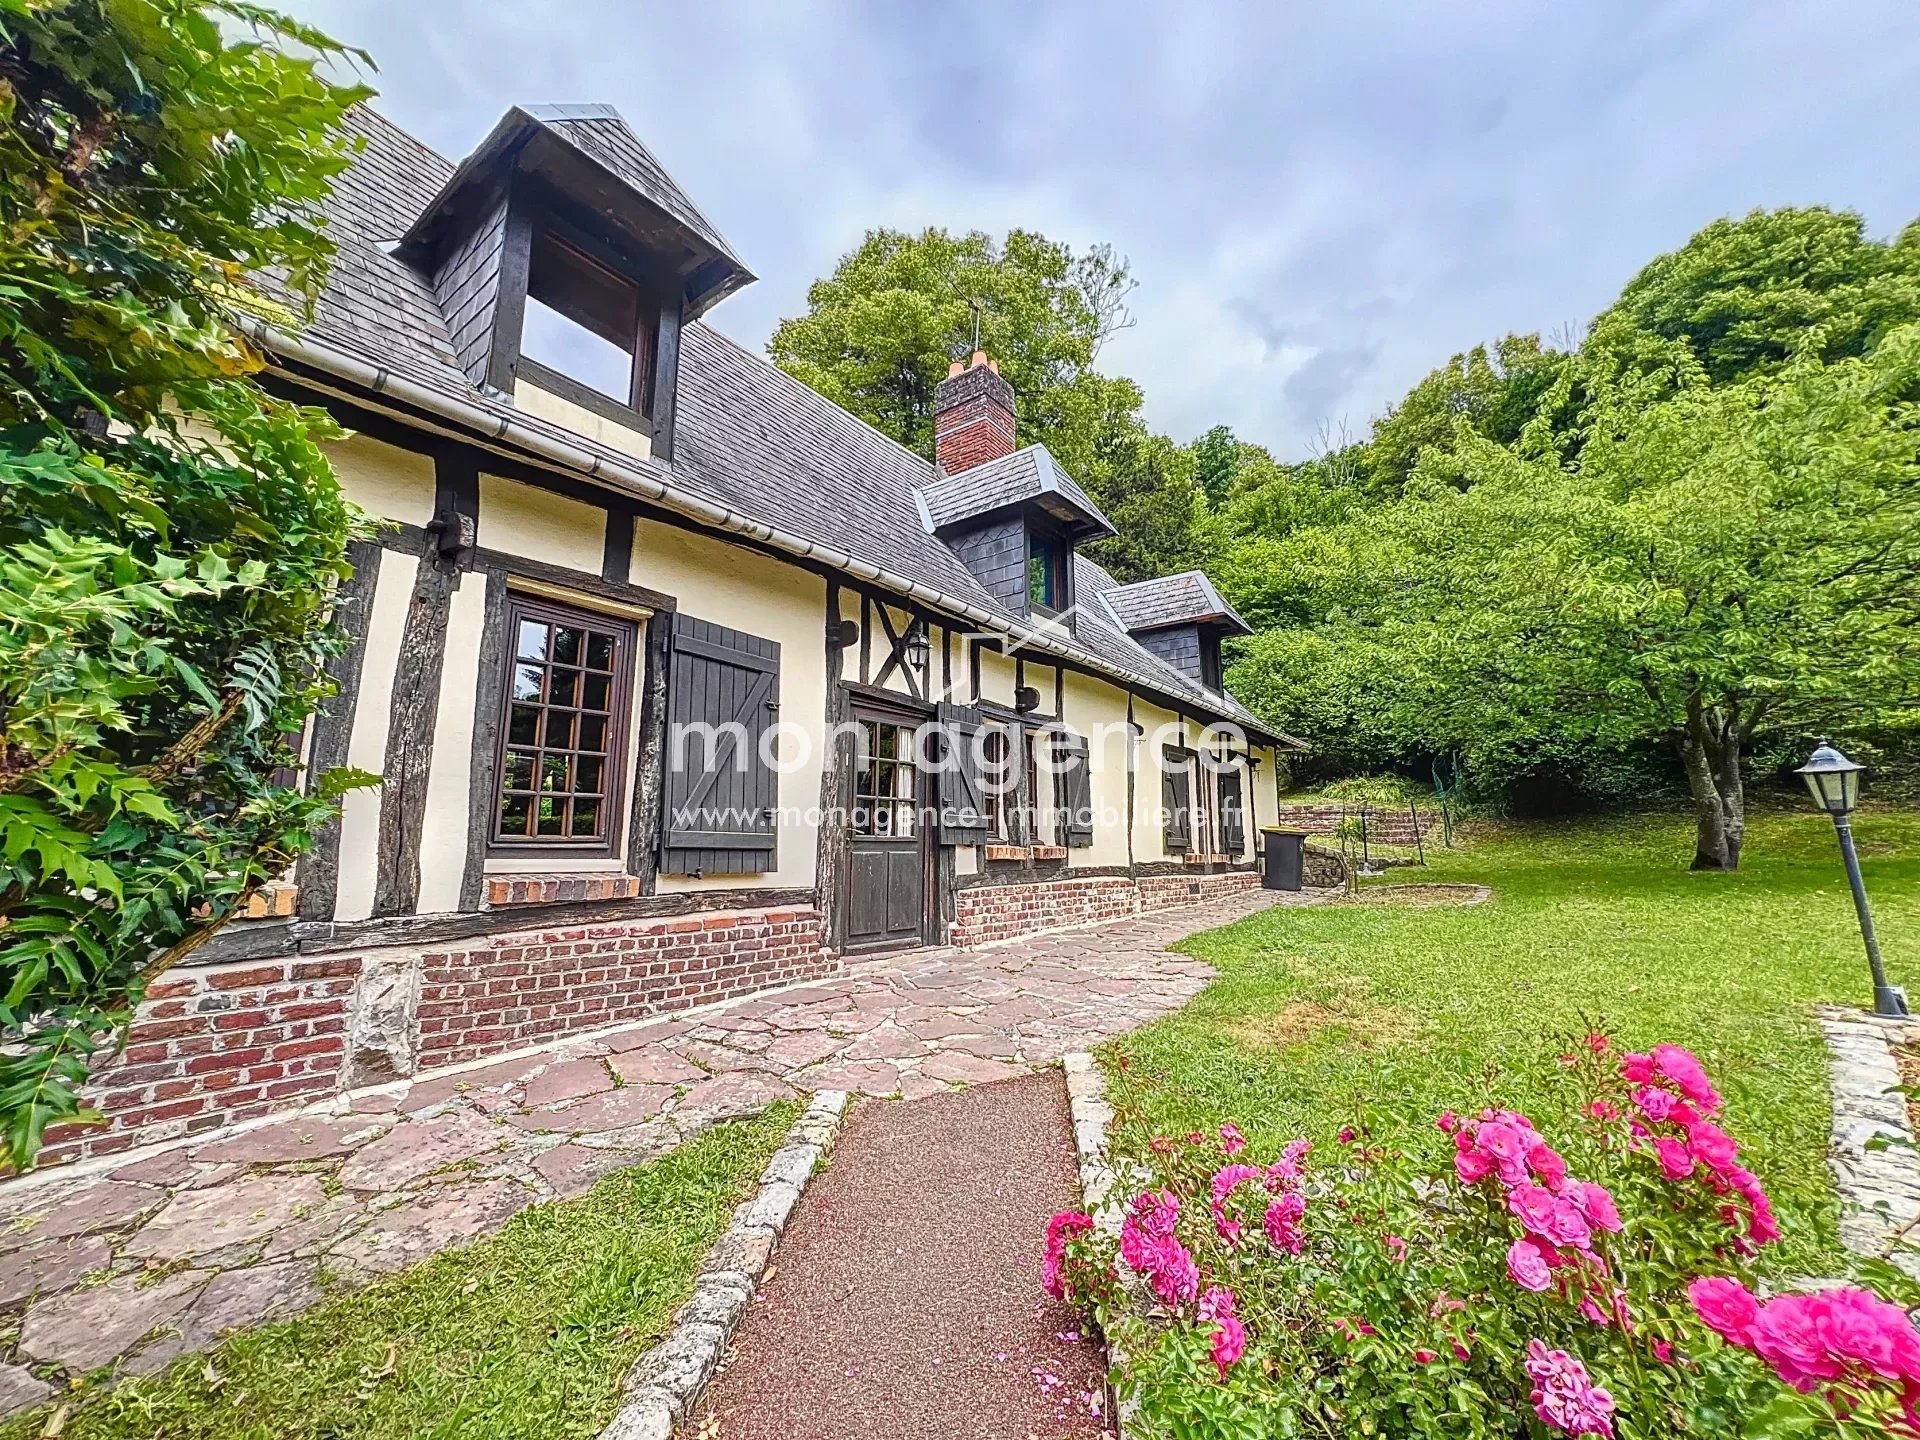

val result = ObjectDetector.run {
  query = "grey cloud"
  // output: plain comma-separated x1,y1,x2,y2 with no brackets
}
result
284,1,1920,459
1283,343,1384,432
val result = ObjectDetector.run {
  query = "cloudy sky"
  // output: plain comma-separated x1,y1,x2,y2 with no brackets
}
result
285,1,1920,460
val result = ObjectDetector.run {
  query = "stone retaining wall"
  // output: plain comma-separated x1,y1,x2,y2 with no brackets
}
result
1271,803,1436,846
36,906,833,1170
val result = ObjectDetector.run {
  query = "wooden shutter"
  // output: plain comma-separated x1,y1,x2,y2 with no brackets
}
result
660,615,779,875
1059,733,1093,848
1161,745,1192,854
1219,766,1245,858
937,702,988,844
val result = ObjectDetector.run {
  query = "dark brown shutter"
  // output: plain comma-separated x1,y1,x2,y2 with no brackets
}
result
1219,766,1245,858
660,615,779,875
937,702,988,844
1162,745,1192,854
1059,734,1093,848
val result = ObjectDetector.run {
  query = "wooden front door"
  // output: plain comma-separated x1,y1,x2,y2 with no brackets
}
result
845,710,928,953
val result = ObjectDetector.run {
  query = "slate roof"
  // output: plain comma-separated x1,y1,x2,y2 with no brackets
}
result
275,104,1288,744
917,445,1116,540
1101,570,1253,636
521,104,749,278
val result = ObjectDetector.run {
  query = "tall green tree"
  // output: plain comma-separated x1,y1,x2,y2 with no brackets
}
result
1586,206,1920,390
1362,333,1566,495
1081,429,1201,584
1314,329,1920,868
1191,423,1241,507
768,226,1162,506
0,0,371,1163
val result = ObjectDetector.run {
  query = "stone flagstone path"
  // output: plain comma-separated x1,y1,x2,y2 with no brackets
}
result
0,885,1332,1413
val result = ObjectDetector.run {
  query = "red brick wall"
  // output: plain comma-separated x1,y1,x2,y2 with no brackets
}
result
949,869,1261,947
37,956,358,1168
949,877,1137,948
1137,869,1260,913
416,907,832,1068
32,905,833,1171
934,398,1016,474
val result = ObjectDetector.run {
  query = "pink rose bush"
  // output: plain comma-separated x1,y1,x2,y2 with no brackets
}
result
1042,1035,1920,1437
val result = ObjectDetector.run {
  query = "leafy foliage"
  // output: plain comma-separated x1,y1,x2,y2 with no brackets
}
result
0,0,372,1165
1215,208,1920,847
769,224,1211,582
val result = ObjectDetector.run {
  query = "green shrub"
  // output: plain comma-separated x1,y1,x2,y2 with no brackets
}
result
0,1,371,1165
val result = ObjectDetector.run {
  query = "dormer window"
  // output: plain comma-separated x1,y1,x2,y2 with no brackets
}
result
517,225,659,417
394,104,755,465
1100,569,1255,694
1028,534,1063,611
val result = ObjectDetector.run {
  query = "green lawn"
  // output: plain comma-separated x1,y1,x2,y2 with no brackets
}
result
5,1105,798,1440
1105,805,1920,1278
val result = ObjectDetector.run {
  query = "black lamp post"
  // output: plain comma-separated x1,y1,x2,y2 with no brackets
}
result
1798,741,1906,1017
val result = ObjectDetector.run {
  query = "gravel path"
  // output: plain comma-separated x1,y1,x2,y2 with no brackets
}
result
694,1071,1110,1440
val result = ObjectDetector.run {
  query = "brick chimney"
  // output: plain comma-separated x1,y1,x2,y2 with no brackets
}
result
933,349,1016,474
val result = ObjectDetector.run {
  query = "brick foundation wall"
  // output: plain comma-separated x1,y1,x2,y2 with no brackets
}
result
1137,869,1261,913
949,877,1138,948
949,869,1262,947
37,956,359,1169
32,905,832,1171
1271,803,1436,846
417,908,831,1069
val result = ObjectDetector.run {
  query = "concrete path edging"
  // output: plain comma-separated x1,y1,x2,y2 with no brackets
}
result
1816,1006,1920,1277
600,1090,848,1440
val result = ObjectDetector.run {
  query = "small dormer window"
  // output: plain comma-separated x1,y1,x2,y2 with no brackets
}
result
397,105,756,466
1028,534,1063,610
518,227,659,413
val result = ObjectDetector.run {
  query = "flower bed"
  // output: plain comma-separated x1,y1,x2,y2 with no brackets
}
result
1045,1036,1920,1436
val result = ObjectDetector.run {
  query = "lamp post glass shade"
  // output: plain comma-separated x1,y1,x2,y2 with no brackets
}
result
1797,742,1863,815
903,624,931,673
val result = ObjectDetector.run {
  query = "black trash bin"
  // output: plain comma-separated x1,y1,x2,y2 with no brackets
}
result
1261,827,1307,891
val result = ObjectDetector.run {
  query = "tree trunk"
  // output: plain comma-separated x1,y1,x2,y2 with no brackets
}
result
1678,698,1745,871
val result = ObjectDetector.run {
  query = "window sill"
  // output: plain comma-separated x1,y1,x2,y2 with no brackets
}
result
487,873,644,907
984,844,1029,863
1029,845,1068,861
1183,853,1230,866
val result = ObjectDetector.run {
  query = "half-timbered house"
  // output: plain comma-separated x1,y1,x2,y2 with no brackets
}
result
41,103,1302,1166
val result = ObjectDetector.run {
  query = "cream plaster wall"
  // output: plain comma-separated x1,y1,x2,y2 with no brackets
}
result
869,602,929,699
323,432,435,527
333,548,418,922
631,517,828,892
1059,669,1133,869
478,473,607,573
1131,697,1187,866
513,378,653,463
1250,744,1281,836
415,572,488,913
976,645,1017,708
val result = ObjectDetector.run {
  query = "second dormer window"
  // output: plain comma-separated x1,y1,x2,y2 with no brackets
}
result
518,227,657,414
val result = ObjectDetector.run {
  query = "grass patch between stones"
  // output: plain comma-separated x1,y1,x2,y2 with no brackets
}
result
1105,806,1920,1279
5,1103,799,1440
